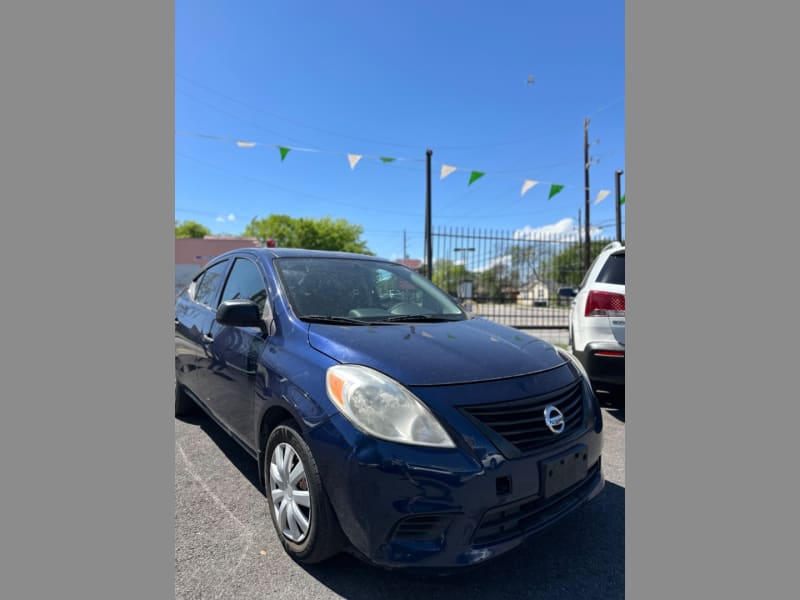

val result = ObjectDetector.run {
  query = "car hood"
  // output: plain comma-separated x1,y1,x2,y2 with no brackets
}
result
307,317,565,386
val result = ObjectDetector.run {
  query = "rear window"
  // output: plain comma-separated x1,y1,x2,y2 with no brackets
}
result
596,253,625,285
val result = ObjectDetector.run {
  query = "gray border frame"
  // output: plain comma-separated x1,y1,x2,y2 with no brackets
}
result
2,0,798,597
1,2,173,597
629,1,797,597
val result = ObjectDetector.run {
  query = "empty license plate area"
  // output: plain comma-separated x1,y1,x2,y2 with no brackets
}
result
541,445,589,498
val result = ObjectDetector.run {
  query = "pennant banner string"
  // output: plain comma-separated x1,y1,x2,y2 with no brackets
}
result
177,130,618,196
347,154,363,170
594,190,610,205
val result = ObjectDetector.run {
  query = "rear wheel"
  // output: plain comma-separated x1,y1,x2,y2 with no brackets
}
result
265,421,344,564
174,381,195,417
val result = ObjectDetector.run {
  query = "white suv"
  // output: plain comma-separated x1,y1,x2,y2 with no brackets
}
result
568,241,625,394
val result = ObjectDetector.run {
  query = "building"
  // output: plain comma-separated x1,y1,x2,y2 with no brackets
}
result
175,237,261,294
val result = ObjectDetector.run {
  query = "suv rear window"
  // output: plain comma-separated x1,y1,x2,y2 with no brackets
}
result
596,253,625,285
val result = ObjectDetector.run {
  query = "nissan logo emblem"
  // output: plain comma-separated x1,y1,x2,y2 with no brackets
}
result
544,405,565,434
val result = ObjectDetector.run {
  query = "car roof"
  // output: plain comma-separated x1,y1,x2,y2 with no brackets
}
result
600,241,625,255
213,247,392,263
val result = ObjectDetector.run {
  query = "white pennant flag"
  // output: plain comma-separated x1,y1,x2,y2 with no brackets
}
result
236,141,257,148
440,164,457,180
347,154,363,170
594,190,611,205
521,180,539,197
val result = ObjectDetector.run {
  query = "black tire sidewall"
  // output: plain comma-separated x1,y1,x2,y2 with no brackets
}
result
264,423,337,562
175,381,193,417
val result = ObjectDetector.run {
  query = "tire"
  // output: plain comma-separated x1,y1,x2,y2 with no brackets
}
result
175,381,195,417
265,421,344,564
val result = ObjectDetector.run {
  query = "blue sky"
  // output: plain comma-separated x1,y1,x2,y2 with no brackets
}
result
176,0,625,260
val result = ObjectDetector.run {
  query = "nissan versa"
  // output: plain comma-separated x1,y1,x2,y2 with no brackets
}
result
174,248,604,569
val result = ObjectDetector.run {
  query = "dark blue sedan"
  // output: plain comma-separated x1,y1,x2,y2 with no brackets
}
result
175,248,604,569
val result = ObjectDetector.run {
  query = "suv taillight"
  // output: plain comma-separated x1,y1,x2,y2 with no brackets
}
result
585,291,625,317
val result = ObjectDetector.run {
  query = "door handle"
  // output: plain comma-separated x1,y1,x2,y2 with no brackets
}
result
174,318,179,326
202,333,214,344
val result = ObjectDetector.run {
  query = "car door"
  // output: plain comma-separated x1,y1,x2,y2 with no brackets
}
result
175,259,231,396
201,256,270,449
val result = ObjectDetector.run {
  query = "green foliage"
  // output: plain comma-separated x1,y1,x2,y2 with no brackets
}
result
432,259,471,296
540,240,609,287
175,220,211,238
475,264,512,300
244,215,372,255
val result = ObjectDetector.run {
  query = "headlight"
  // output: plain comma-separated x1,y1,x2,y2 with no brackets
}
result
326,364,455,448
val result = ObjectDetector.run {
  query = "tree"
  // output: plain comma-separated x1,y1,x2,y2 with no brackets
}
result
540,240,609,287
175,220,211,238
244,215,372,254
432,259,471,296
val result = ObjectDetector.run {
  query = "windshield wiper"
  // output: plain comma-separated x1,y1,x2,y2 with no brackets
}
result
374,314,463,323
301,315,370,325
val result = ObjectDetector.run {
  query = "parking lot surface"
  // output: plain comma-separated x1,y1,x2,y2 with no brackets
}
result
176,396,625,599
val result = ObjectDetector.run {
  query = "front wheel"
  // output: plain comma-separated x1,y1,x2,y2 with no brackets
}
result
265,421,344,564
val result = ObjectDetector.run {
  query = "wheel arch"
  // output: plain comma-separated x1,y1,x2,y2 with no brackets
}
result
257,405,301,488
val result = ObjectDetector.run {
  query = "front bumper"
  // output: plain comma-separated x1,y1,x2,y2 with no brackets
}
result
307,381,604,570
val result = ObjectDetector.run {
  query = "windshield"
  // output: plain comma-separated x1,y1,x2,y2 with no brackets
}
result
274,257,467,324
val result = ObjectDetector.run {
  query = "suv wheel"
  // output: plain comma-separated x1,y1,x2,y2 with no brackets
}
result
265,421,344,564
175,381,195,417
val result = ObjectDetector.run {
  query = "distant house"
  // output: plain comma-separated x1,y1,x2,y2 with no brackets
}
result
396,258,423,272
518,279,558,307
175,236,261,294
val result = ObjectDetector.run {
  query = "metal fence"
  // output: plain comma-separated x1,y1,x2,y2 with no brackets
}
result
431,227,614,331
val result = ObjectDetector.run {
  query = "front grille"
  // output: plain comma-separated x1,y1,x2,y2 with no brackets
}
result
472,460,601,546
392,515,452,542
461,380,585,456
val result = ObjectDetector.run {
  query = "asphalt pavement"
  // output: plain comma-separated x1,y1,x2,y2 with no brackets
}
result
175,393,625,600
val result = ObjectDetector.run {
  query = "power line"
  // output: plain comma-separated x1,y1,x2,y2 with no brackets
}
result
176,152,424,217
176,87,316,148
177,73,624,153
177,74,426,150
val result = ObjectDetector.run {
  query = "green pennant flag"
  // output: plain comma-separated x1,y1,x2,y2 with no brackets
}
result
379,157,396,163
278,146,291,161
468,171,485,186
548,184,564,199
620,193,626,205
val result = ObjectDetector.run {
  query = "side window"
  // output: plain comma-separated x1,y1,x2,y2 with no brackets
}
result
193,261,229,307
220,258,268,314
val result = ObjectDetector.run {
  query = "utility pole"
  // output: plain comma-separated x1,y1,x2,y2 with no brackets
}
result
403,230,408,259
424,149,433,280
583,117,591,272
615,170,624,243
578,209,582,270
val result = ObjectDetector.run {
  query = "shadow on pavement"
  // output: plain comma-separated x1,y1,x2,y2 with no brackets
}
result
304,482,624,599
179,410,624,599
595,387,625,423
178,410,265,494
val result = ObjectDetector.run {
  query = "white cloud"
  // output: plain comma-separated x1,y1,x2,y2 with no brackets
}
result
513,218,603,242
215,213,237,223
472,254,512,273
215,215,226,222
227,213,236,221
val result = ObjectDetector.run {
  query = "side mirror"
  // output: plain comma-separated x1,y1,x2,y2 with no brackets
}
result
216,300,268,335
558,287,578,298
